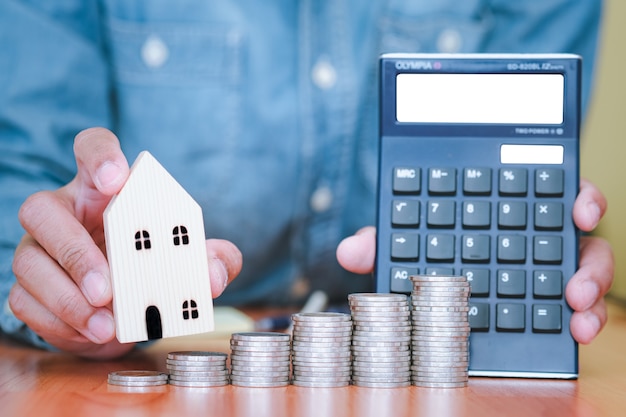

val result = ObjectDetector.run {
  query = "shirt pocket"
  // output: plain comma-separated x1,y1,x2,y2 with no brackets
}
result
104,19,245,197
377,1,493,54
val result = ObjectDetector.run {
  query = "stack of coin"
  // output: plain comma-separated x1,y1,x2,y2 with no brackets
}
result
410,275,470,388
348,293,412,388
107,370,168,387
166,351,230,387
229,332,291,387
291,312,352,387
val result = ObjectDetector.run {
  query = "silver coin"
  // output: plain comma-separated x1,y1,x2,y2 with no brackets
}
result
108,379,168,387
293,369,352,377
108,371,168,383
229,344,292,353
293,330,353,338
231,332,291,341
230,339,291,348
413,380,468,388
292,380,350,388
293,335,352,343
412,321,471,328
169,379,229,387
292,339,352,347
230,376,290,384
352,376,410,384
169,370,229,378
166,358,227,366
412,376,468,384
292,312,351,321
292,323,353,332
229,365,288,374
169,373,231,382
353,356,411,365
348,293,408,302
230,356,291,365
231,369,290,378
167,351,228,361
348,300,410,308
352,370,411,378
350,304,410,312
293,365,352,374
353,324,412,332
353,380,411,388
292,357,352,365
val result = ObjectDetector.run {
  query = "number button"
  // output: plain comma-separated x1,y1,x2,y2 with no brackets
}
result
463,268,490,297
498,201,527,229
469,302,490,331
497,235,526,263
462,201,491,228
426,234,455,262
461,235,490,263
427,200,455,228
497,269,526,298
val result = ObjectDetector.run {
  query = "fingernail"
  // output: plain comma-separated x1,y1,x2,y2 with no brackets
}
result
82,271,108,306
586,201,601,227
87,310,115,343
582,280,600,311
95,161,123,191
210,259,229,293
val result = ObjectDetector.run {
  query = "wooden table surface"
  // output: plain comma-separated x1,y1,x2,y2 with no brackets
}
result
2,302,626,417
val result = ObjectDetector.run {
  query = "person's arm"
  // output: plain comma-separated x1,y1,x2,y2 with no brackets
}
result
0,1,112,349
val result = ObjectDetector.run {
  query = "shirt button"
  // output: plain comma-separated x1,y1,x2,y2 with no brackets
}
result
141,35,169,69
310,186,333,212
437,29,462,53
311,58,337,90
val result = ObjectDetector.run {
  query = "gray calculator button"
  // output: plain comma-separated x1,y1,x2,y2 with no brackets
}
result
463,268,490,297
532,304,562,333
497,269,526,298
463,167,492,195
393,167,421,194
461,235,490,263
462,201,491,228
535,169,564,197
533,270,563,298
499,168,528,196
498,201,527,229
534,236,562,264
469,302,490,331
428,167,456,195
496,303,525,332
497,235,526,263
390,267,418,293
425,267,455,275
534,202,563,230
392,200,420,227
427,200,456,227
391,233,419,261
426,234,455,262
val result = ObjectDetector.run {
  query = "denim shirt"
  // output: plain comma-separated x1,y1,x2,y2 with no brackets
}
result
0,0,602,348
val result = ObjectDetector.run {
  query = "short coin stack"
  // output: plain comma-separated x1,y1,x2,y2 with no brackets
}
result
410,275,470,388
166,351,229,387
291,312,352,387
107,370,168,387
348,293,412,388
229,332,291,387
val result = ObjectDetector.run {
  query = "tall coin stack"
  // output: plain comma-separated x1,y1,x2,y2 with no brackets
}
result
229,332,291,387
410,275,471,388
166,351,229,387
291,312,353,387
348,293,412,388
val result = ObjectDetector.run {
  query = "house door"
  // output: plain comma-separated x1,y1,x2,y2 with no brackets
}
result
145,305,163,340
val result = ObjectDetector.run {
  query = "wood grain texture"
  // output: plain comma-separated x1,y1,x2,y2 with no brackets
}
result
1,302,626,417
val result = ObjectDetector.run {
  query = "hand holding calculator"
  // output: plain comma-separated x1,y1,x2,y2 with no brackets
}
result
375,54,581,378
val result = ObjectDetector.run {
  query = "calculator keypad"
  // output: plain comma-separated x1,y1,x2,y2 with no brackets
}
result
388,166,566,334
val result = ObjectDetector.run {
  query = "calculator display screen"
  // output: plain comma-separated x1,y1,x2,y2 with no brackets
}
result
396,73,564,125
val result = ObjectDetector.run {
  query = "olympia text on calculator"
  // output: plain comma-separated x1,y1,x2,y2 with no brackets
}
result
375,53,581,378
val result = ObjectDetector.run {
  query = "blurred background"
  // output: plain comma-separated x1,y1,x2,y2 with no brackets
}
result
582,0,626,301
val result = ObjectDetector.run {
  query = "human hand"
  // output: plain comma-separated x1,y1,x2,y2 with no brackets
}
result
337,178,613,344
10,128,241,359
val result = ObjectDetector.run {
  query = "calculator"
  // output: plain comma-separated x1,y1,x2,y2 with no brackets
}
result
375,54,580,378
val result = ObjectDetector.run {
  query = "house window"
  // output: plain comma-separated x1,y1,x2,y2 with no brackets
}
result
135,230,151,250
182,300,199,320
173,225,189,246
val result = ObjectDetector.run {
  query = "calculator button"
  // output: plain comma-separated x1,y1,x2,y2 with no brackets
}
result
533,236,562,264
463,268,490,297
496,303,525,332
499,168,528,196
428,167,456,195
535,169,564,197
497,235,526,263
463,168,492,195
469,302,490,331
533,270,563,299
392,200,420,227
462,201,491,228
498,201,527,229
426,234,455,262
534,202,564,230
390,267,418,293
425,267,454,275
532,304,562,333
391,233,419,261
461,235,490,263
496,269,526,298
393,167,421,194
427,200,456,227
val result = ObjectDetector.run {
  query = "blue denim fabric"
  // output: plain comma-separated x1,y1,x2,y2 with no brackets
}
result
0,0,602,349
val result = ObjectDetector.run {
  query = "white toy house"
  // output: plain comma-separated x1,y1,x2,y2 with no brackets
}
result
103,151,214,343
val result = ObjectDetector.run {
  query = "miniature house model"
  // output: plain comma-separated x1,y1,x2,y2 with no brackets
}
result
103,151,214,343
